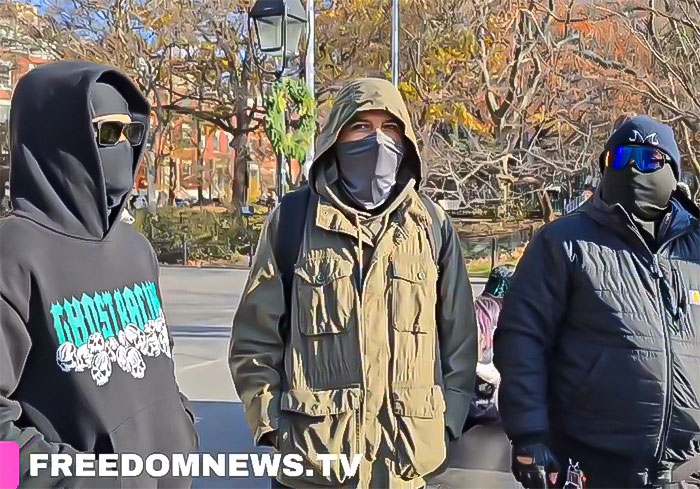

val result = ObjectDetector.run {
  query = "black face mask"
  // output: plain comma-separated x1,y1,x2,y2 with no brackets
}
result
90,83,135,209
601,163,676,221
100,142,134,209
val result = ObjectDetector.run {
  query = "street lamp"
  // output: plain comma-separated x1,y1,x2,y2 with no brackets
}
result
250,0,307,77
250,0,308,200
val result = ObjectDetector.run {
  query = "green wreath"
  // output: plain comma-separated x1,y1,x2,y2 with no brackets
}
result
264,77,317,162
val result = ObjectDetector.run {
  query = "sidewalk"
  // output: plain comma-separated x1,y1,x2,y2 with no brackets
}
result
427,424,517,489
160,263,491,284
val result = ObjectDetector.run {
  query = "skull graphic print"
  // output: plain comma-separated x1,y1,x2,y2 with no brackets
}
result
50,282,173,386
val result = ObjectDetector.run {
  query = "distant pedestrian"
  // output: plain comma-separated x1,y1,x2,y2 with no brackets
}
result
1,182,10,214
464,265,514,433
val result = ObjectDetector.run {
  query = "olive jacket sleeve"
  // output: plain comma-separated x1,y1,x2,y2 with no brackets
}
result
228,208,285,447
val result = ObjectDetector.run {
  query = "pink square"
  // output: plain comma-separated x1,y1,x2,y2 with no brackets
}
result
0,441,19,489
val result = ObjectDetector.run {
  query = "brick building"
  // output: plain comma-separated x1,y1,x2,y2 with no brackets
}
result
0,4,54,195
0,4,291,208
145,91,282,207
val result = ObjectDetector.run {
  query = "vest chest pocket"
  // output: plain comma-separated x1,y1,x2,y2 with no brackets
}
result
294,257,355,336
670,258,700,340
390,258,438,333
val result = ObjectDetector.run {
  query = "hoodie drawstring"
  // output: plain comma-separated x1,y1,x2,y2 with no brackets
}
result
356,214,363,288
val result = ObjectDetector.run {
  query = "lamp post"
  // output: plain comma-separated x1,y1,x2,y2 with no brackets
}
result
303,0,315,181
249,0,307,200
391,0,399,86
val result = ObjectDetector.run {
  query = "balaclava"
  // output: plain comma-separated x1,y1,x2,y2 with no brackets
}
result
600,115,680,222
601,164,676,221
90,82,135,209
335,130,405,210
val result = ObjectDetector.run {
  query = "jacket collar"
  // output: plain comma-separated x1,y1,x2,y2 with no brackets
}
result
583,186,698,250
312,155,427,239
313,163,429,244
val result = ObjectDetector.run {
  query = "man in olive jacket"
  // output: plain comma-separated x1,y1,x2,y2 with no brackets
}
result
495,115,700,488
230,78,477,488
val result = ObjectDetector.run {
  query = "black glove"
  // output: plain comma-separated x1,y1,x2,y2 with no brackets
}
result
511,434,560,489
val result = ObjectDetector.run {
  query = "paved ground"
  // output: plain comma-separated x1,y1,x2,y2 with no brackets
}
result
164,267,516,488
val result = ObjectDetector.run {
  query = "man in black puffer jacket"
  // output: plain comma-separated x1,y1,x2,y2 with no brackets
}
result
494,115,700,488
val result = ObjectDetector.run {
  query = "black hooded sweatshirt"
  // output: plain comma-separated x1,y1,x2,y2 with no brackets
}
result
0,61,198,487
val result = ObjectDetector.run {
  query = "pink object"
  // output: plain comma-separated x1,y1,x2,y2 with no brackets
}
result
474,294,503,363
0,441,19,489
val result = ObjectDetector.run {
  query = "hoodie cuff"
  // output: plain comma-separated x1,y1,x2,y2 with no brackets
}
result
245,390,281,447
444,389,471,440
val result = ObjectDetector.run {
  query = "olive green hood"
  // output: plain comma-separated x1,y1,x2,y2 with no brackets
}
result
310,78,422,191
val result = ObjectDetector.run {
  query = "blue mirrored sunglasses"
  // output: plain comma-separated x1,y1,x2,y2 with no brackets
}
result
605,145,670,173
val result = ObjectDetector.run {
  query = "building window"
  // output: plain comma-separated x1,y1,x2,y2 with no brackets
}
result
161,165,174,188
183,160,192,176
180,123,191,145
0,65,11,90
0,105,9,123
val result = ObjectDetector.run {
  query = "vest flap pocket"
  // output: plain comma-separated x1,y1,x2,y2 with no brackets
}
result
391,260,429,283
295,257,353,286
390,385,446,418
390,257,437,333
281,387,362,416
294,255,355,336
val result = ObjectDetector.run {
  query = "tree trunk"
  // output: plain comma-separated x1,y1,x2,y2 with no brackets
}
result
539,190,555,223
168,157,176,206
231,120,250,215
231,57,252,216
145,124,165,213
144,153,156,213
196,117,203,208
498,157,510,218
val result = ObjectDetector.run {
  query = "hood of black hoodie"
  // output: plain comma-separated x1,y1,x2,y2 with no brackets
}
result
9,61,149,240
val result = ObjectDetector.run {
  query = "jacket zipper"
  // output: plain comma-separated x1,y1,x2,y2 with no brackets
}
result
622,218,686,465
652,231,687,464
652,254,674,465
354,215,365,457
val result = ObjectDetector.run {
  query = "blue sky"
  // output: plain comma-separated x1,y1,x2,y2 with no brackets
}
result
16,0,52,16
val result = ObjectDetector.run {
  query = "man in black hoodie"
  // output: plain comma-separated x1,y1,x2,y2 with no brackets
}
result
0,61,198,487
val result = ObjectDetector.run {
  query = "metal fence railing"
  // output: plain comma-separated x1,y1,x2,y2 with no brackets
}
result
134,206,264,266
460,225,536,274
563,194,588,215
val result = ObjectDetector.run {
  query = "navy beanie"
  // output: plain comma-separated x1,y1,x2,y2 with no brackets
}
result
599,115,681,179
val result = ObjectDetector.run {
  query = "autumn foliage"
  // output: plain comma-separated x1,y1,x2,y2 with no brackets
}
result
4,0,700,216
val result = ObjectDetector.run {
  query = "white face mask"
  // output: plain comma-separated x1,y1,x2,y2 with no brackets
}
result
335,131,404,210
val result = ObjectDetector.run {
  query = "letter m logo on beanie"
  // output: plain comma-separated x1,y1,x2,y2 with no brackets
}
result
629,130,660,146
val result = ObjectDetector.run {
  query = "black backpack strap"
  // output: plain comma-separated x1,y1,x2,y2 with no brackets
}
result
273,186,312,314
419,194,445,266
